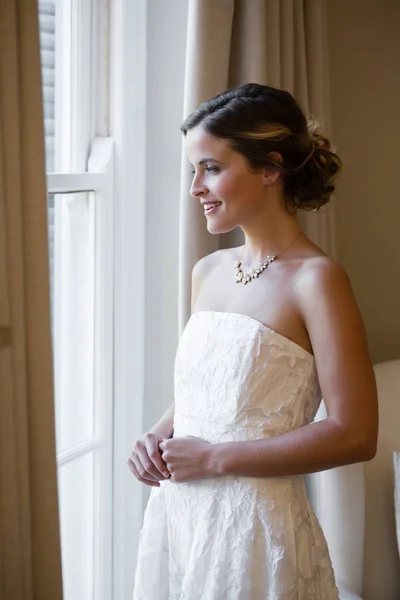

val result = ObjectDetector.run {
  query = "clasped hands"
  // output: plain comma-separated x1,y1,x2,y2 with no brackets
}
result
127,433,216,486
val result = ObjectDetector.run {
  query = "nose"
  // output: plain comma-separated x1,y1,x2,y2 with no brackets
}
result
189,172,209,198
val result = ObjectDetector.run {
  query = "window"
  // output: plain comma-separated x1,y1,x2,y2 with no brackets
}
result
38,1,113,598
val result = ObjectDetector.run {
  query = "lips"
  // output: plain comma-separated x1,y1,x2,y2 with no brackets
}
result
202,201,222,207
203,202,222,215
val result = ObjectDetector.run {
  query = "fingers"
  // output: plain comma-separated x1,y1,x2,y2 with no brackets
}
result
127,457,160,488
145,436,171,479
127,433,171,486
137,437,170,480
128,450,160,481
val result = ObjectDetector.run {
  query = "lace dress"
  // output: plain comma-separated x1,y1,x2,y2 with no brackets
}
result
133,310,339,600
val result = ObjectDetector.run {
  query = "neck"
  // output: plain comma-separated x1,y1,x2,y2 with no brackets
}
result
241,222,303,266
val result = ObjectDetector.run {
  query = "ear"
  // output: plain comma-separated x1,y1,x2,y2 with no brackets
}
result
263,151,283,186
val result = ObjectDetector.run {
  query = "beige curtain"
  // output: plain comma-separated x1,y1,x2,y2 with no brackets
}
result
179,0,335,332
0,1,63,598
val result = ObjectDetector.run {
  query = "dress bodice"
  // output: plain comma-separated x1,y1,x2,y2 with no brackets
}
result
173,310,322,443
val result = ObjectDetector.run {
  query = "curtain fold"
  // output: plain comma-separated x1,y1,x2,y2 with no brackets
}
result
179,0,336,332
0,1,63,598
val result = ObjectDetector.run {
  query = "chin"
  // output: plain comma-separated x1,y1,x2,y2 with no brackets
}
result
206,221,236,235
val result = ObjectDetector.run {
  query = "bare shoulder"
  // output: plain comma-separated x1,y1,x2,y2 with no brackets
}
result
294,253,373,372
191,248,225,280
295,255,352,298
294,255,359,334
191,249,227,313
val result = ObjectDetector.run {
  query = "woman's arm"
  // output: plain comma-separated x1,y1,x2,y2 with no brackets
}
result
211,416,374,478
149,402,175,439
210,258,378,478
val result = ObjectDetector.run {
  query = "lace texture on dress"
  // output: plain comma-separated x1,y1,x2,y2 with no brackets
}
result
133,311,339,600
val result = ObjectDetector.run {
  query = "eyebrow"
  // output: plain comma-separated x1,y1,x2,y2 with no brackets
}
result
189,158,224,166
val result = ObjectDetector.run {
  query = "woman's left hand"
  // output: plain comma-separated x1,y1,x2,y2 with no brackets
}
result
158,436,218,483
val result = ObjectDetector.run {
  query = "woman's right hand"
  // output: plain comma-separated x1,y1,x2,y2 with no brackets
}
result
127,432,171,487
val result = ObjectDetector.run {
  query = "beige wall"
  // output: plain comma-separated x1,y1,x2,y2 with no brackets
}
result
327,0,400,365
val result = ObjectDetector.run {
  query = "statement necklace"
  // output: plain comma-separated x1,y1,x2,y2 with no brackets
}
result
234,231,303,285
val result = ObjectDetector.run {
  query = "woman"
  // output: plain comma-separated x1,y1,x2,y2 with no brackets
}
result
128,83,378,599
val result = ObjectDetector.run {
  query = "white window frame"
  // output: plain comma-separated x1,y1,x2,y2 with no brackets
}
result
48,2,165,598
48,137,114,599
44,0,114,598
109,2,148,599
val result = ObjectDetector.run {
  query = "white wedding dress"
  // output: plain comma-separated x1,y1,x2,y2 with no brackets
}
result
133,311,339,600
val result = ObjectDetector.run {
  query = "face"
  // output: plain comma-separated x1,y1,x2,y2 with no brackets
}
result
185,125,277,234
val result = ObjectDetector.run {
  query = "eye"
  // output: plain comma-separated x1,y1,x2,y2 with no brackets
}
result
190,165,219,175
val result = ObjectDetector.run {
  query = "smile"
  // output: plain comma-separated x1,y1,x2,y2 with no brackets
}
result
203,201,222,215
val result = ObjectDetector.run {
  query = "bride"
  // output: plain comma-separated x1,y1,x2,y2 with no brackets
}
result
128,83,378,600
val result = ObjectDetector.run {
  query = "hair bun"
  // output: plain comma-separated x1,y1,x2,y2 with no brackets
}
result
286,118,342,211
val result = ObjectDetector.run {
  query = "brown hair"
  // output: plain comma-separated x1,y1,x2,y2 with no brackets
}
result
181,83,341,211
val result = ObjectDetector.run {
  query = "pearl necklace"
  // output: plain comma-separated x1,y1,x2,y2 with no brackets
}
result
234,231,303,285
